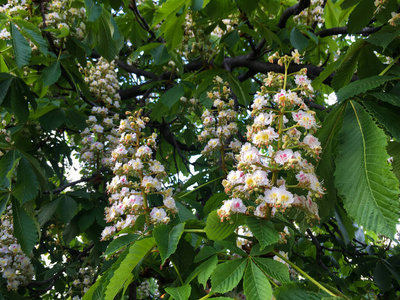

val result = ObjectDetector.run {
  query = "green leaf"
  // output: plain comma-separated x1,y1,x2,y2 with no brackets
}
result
56,194,78,223
165,284,192,300
387,141,400,182
363,101,400,141
210,258,247,294
0,194,10,217
205,210,243,240
316,104,346,220
252,257,291,283
243,260,272,300
324,0,339,28
96,13,118,61
246,217,279,249
10,22,31,68
153,223,185,264
227,72,249,107
39,108,66,131
15,20,49,55
160,84,185,108
194,245,218,263
85,0,103,22
290,27,309,52
103,234,139,257
336,76,398,102
104,237,155,300
274,282,331,300
152,0,189,27
334,101,400,237
163,11,187,51
37,198,61,227
0,150,20,188
331,40,363,91
12,199,38,255
11,83,29,122
12,156,38,204
347,0,374,34
42,61,61,86
0,77,13,106
197,255,218,287
370,92,400,107
204,0,235,19
374,260,391,292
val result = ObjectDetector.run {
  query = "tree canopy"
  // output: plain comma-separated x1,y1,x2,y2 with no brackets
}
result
1,0,400,299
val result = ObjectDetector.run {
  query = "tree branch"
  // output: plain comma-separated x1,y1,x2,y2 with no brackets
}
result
277,0,311,29
316,25,383,37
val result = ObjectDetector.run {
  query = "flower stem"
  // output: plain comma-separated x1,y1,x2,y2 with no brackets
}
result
272,250,337,297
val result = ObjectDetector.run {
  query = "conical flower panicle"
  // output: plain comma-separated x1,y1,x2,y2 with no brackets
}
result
219,51,323,223
101,110,178,241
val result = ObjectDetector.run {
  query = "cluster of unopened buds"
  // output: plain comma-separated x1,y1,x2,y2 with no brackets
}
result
43,0,86,40
198,76,241,166
137,278,160,299
80,106,119,169
79,58,121,108
101,110,178,240
70,266,95,300
79,58,122,171
293,0,324,26
0,206,34,290
218,50,322,223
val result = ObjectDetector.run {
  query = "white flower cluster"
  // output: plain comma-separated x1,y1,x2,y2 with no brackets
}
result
44,0,86,40
137,278,160,299
0,0,28,41
236,226,253,250
79,58,122,170
293,0,324,26
70,266,94,300
0,206,34,290
101,110,178,241
80,106,120,168
198,76,241,164
218,51,322,222
79,58,121,108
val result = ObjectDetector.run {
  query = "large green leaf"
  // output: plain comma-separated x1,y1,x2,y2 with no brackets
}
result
205,210,243,240
85,0,103,22
227,72,249,107
12,199,38,255
104,237,156,300
96,13,118,61
56,194,78,223
334,101,400,237
103,234,139,257
11,82,29,122
363,101,400,141
10,22,32,68
12,156,38,204
370,92,400,107
153,223,185,264
316,104,346,220
252,257,290,283
210,258,247,294
165,284,192,300
42,61,61,86
152,0,190,26
346,0,374,34
336,76,398,102
290,27,309,52
243,259,272,300
162,10,187,51
245,217,279,249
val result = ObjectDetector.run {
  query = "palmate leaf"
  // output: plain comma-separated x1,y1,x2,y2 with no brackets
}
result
274,283,331,300
104,237,155,300
210,258,247,294
252,257,290,283
243,260,272,300
334,100,400,237
153,223,185,264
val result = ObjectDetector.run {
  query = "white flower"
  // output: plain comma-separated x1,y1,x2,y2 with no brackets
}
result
150,207,168,223
303,134,321,150
274,149,294,165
